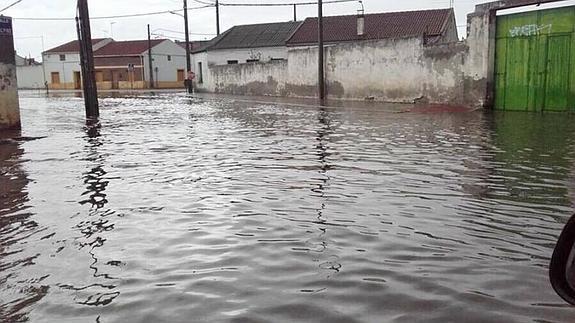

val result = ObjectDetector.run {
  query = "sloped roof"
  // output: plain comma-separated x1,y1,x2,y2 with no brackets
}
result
44,38,109,53
287,9,453,45
176,40,210,52
205,21,302,51
94,40,165,56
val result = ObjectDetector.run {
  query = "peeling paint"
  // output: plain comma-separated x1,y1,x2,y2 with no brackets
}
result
0,16,21,130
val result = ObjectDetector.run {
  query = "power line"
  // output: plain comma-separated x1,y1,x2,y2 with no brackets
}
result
12,5,212,21
153,28,216,36
0,0,23,12
193,0,357,6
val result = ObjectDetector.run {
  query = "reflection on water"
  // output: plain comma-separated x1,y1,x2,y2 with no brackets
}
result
1,92,575,323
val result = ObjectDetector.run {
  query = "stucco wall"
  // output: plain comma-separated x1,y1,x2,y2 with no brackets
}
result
16,64,44,89
142,40,187,83
43,53,80,87
206,46,288,66
195,1,560,107
200,37,472,105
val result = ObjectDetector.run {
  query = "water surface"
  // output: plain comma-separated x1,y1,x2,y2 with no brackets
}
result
1,92,575,322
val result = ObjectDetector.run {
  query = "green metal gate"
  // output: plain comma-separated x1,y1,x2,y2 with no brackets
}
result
495,6,575,112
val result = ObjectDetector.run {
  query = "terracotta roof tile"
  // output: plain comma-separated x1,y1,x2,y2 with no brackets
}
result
94,40,165,56
287,9,453,45
44,38,109,53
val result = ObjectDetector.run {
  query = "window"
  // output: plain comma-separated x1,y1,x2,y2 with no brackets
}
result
227,60,238,65
246,59,259,63
59,54,66,61
198,62,203,84
167,55,172,61
51,72,61,84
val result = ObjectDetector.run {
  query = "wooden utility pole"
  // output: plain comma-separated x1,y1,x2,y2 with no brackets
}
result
76,0,99,120
147,24,155,89
293,4,297,22
183,0,192,93
216,0,220,35
318,0,325,103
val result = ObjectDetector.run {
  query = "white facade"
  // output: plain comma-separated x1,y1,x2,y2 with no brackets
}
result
16,65,44,89
42,38,112,89
192,46,288,91
142,40,187,84
15,54,44,89
42,52,80,86
205,46,288,66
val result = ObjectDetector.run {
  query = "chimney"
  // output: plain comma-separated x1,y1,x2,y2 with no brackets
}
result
357,1,365,37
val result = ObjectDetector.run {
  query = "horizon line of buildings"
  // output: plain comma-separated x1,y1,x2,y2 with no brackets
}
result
16,6,458,91
15,0,575,111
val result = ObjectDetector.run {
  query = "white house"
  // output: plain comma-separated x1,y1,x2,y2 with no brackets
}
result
42,38,187,89
15,54,44,89
192,21,302,90
42,38,112,90
93,39,187,89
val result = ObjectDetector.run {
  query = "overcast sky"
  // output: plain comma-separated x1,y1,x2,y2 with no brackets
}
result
3,0,574,61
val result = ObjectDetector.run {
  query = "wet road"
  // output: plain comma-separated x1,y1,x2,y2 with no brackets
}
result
1,92,575,322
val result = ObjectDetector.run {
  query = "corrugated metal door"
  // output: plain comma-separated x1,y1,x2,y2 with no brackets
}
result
495,6,575,112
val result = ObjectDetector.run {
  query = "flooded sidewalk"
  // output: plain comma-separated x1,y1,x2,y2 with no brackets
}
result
1,91,575,322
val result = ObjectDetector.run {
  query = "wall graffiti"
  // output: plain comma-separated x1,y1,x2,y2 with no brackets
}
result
248,50,262,61
509,24,552,37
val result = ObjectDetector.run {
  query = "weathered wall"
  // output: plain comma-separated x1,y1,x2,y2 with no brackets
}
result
16,64,44,89
200,37,471,104
0,16,21,130
142,40,187,84
43,53,81,88
195,1,566,107
209,60,287,96
206,46,288,66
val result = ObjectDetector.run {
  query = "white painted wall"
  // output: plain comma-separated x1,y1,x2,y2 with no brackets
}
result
192,51,208,86
200,37,469,104
16,64,44,89
205,46,288,66
42,53,80,85
142,40,187,83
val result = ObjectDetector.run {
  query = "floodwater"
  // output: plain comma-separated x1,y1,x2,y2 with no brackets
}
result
1,91,575,323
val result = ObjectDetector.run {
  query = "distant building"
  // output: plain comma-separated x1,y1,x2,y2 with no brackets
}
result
42,38,187,90
43,38,112,90
93,39,187,89
196,8,465,103
15,54,44,89
192,21,302,86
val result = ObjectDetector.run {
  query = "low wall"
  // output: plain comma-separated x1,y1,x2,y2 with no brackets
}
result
16,65,44,89
202,38,473,105
49,82,76,90
209,60,288,96
118,81,146,89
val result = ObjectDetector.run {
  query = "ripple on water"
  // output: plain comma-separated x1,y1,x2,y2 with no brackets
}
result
0,92,574,322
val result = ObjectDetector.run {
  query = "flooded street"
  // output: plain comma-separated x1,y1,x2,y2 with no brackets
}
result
2,91,575,322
